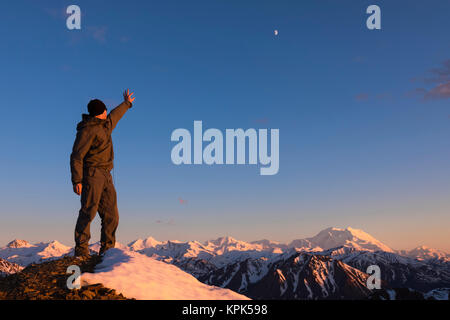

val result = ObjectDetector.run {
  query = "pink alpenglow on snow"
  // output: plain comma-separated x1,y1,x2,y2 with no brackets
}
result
81,248,250,300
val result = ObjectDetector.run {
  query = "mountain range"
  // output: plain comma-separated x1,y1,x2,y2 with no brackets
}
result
1,227,449,300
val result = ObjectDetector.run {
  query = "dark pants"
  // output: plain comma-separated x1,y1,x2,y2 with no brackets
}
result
74,167,119,256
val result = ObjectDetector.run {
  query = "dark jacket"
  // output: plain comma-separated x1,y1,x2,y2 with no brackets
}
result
70,101,132,186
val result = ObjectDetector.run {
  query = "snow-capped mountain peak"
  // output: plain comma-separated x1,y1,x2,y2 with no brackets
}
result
250,239,288,253
6,239,33,248
204,236,261,253
206,236,239,246
37,240,71,259
294,227,394,252
128,237,162,251
0,240,72,266
402,245,450,262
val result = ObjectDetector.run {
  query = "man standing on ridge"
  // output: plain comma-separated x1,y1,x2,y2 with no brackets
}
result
70,89,135,258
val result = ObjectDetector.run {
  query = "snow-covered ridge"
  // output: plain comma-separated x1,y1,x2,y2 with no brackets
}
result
81,248,249,300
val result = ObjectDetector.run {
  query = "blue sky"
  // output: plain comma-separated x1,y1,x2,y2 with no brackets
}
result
0,0,449,250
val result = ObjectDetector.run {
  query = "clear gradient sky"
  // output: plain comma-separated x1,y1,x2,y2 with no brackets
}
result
0,0,449,251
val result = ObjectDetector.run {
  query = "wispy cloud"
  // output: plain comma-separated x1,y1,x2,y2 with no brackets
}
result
44,7,67,20
155,219,176,226
119,36,129,43
424,82,450,100
87,26,108,44
426,60,450,84
411,60,450,100
355,93,369,101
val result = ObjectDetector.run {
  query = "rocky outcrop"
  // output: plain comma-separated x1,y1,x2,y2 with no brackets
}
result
0,255,129,300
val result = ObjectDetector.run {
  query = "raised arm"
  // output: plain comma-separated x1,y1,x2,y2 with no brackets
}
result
108,89,135,131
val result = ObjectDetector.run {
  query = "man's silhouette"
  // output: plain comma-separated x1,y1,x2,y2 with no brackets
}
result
70,89,135,257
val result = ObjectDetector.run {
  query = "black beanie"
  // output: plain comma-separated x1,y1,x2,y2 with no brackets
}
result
87,99,107,116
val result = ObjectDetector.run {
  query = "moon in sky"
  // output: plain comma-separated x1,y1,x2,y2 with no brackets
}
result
274,30,278,36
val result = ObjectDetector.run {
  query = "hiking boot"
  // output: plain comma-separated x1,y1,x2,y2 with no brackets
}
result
98,247,111,257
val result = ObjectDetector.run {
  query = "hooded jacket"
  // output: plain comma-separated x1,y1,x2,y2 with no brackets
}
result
70,101,132,186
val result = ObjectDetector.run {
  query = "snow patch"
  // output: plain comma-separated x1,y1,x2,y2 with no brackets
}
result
81,248,249,300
